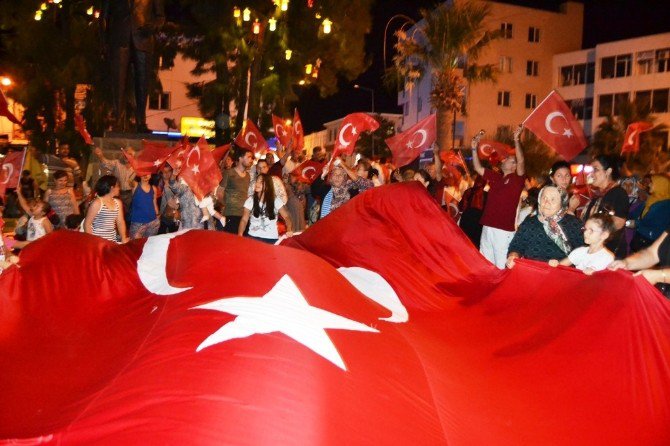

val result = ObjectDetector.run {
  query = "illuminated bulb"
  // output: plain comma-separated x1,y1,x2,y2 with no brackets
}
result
86,6,94,15
252,20,260,34
0,77,11,87
280,0,289,12
94,10,100,18
40,3,47,10
305,64,313,75
34,11,42,21
53,0,61,3
233,7,240,18
298,80,306,85
272,0,280,6
243,7,251,22
285,119,292,125
315,13,321,19
269,66,275,71
322,18,332,34
268,18,277,31
285,49,292,60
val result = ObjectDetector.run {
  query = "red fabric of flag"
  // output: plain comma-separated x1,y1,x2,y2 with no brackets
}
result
212,144,231,164
478,139,514,160
523,90,588,161
290,159,324,184
620,121,653,155
0,90,21,126
166,142,191,170
130,140,177,176
293,110,304,151
332,113,380,157
73,114,93,146
0,149,25,198
178,137,222,200
385,114,436,168
235,119,267,154
272,115,293,148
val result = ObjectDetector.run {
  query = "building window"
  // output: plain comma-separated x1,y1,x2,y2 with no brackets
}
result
158,56,172,70
656,130,669,152
149,92,171,110
600,54,632,79
637,51,654,75
417,97,423,113
563,63,595,86
528,27,540,43
614,92,629,115
499,56,512,73
526,60,538,76
525,93,536,109
657,49,670,73
500,22,513,39
497,91,511,107
635,90,652,112
598,94,613,117
652,88,669,113
560,66,574,86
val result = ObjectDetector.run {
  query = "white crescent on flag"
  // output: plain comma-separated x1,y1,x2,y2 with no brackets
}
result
0,163,13,184
136,231,193,296
627,129,638,146
479,143,493,157
275,124,286,138
545,111,568,135
338,123,355,147
302,166,316,179
411,130,428,149
294,121,302,135
245,132,258,148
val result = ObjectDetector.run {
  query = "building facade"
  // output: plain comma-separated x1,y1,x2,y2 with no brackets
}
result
555,32,670,149
399,0,584,146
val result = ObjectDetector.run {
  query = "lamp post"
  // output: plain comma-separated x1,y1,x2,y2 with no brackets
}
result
354,84,376,157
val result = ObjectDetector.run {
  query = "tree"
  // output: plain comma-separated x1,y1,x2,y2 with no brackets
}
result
168,0,374,143
387,1,499,154
495,125,557,181
355,114,396,160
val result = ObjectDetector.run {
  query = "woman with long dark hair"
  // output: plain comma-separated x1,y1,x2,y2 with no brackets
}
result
238,173,293,244
84,175,128,243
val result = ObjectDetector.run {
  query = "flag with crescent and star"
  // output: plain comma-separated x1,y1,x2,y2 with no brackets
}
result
235,119,268,154
290,159,325,184
272,115,293,148
293,109,304,151
523,90,588,161
178,136,222,200
477,139,514,162
123,140,178,177
0,149,25,199
166,140,191,170
2,184,670,445
0,90,22,126
74,114,94,146
620,121,653,155
385,114,436,168
332,113,380,158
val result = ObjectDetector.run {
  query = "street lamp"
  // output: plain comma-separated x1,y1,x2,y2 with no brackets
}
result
0,77,12,87
353,84,374,113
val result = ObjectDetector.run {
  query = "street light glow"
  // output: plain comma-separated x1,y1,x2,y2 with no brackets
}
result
253,20,261,34
0,77,12,87
280,0,289,12
233,7,241,18
322,18,332,34
285,49,292,60
243,8,251,22
268,18,277,31
34,11,42,21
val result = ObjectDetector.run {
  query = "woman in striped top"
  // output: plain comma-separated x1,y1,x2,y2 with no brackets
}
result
84,175,129,243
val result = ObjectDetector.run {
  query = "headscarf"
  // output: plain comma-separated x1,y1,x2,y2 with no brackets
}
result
538,186,572,255
642,174,670,217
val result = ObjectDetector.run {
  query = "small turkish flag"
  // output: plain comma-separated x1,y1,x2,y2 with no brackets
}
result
212,144,231,164
178,137,222,200
0,90,21,126
290,159,324,184
272,115,293,148
166,141,191,170
235,119,268,154
0,149,25,198
332,113,380,157
523,90,588,161
132,140,177,176
293,109,304,151
621,121,653,155
478,139,514,161
385,114,436,168
74,114,94,146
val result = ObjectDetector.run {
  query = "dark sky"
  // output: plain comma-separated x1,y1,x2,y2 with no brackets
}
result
297,0,670,133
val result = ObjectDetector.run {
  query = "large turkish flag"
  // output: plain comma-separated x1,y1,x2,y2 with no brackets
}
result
1,184,669,445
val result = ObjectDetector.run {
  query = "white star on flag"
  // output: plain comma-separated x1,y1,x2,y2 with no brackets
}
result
192,274,378,370
153,159,162,166
191,164,200,174
351,127,358,135
406,141,414,149
562,128,573,138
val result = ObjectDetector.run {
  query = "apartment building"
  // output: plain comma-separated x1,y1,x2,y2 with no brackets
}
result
399,1,584,145
555,32,670,149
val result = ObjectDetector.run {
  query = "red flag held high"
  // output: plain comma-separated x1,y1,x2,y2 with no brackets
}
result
293,109,304,151
235,119,268,154
385,114,436,168
73,114,93,146
0,90,21,126
211,144,231,164
523,90,588,161
290,159,324,184
272,115,293,148
620,121,653,154
332,113,380,157
478,139,514,161
178,137,222,200
0,149,25,198
1,184,670,445
128,140,177,176
166,142,191,170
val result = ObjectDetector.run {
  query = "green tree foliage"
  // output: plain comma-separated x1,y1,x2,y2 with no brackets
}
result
387,1,499,153
1,2,104,154
355,114,397,160
168,0,373,143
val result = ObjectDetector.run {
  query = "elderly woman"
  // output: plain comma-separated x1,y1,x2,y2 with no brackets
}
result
581,155,629,258
506,185,584,268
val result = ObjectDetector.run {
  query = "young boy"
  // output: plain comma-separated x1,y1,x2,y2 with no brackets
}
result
549,213,616,275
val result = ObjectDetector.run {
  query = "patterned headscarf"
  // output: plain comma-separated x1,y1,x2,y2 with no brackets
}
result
538,186,572,255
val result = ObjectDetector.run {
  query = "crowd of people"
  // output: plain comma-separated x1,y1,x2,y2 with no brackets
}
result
1,133,669,299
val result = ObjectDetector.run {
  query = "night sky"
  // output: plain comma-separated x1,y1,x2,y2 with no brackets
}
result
298,0,670,133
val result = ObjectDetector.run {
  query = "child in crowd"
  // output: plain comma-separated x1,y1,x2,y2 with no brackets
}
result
14,186,54,247
549,213,616,275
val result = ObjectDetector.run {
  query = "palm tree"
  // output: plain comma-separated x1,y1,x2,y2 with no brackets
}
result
387,1,499,153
